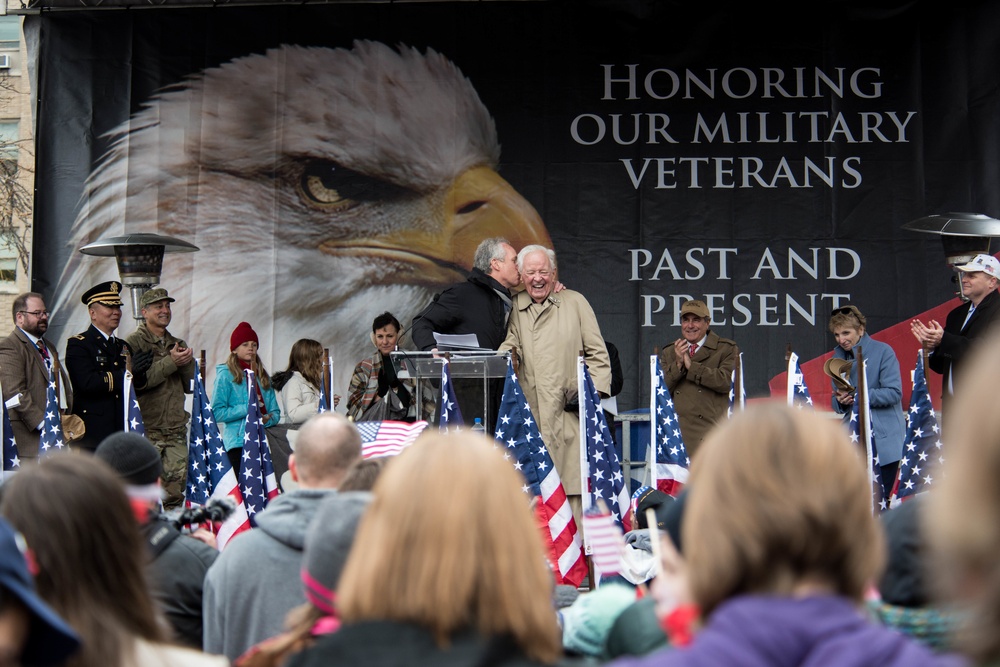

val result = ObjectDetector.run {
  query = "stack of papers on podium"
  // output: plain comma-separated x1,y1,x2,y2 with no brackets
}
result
432,332,491,352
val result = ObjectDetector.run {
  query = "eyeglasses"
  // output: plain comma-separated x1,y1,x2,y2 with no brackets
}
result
18,310,49,318
523,270,552,279
830,305,863,318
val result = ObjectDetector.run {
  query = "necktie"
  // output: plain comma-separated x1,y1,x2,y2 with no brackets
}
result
689,344,698,357
36,339,50,361
962,304,976,331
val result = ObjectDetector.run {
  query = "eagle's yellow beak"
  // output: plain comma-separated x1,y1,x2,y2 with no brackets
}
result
323,166,551,284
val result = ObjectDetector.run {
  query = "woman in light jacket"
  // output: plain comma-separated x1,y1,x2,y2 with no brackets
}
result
274,338,339,424
828,304,905,497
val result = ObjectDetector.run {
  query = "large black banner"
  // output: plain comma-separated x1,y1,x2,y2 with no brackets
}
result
29,2,1000,411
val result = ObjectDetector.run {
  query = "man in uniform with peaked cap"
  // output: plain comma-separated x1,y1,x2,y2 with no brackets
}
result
65,280,150,451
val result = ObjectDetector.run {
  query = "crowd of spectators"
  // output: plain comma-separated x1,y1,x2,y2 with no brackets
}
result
2,244,1000,667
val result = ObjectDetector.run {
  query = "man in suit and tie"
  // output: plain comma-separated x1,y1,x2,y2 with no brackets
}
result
912,253,1000,408
659,299,739,459
0,292,72,459
65,281,151,451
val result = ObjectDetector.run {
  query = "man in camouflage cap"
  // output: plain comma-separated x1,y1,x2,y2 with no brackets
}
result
125,287,195,509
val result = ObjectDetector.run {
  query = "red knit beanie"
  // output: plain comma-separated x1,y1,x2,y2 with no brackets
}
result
230,321,259,352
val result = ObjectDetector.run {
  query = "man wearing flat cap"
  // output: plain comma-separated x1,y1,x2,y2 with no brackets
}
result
65,281,150,451
125,287,195,509
659,299,739,458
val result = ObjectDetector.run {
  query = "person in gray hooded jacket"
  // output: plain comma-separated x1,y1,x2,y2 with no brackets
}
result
202,413,362,661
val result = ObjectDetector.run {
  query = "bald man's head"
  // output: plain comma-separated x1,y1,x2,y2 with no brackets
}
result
290,413,363,489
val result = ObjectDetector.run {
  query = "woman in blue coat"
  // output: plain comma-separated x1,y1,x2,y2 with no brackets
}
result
213,321,280,471
828,305,905,497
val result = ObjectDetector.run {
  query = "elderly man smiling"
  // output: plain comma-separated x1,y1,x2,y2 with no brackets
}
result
658,298,739,458
500,245,610,527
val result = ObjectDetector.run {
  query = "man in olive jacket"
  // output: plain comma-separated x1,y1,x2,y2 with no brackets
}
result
126,287,195,509
659,299,739,459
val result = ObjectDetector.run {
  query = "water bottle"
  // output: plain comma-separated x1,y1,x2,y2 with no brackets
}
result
471,417,486,434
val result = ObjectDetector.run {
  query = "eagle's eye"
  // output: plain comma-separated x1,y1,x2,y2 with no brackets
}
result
298,160,411,210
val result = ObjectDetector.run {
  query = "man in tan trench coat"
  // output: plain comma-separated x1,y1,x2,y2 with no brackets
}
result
500,245,611,528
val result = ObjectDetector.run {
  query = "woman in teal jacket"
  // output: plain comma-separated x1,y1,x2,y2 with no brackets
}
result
213,322,280,470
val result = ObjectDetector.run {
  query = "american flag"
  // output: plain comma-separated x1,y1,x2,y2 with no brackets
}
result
649,355,688,497
787,352,814,408
317,384,329,414
356,420,429,458
848,357,885,513
239,369,280,525
579,357,632,533
317,354,333,414
38,366,67,457
123,371,146,436
727,351,746,418
438,358,464,431
494,359,586,587
1,395,18,481
890,351,942,507
582,504,623,582
185,360,250,549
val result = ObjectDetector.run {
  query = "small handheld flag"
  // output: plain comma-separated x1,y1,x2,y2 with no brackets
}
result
582,502,624,584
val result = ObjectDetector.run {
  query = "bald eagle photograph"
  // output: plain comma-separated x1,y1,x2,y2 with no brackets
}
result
52,40,551,391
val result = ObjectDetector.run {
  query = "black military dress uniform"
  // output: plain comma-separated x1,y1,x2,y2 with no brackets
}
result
65,281,131,451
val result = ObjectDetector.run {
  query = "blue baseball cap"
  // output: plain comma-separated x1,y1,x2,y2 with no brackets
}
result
0,517,80,665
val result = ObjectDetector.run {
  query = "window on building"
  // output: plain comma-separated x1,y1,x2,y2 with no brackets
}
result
0,233,17,282
0,121,17,161
0,120,20,284
0,17,19,51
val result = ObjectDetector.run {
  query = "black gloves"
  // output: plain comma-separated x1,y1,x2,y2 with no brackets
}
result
131,349,154,388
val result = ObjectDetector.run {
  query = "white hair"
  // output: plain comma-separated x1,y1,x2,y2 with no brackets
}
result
516,245,556,273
